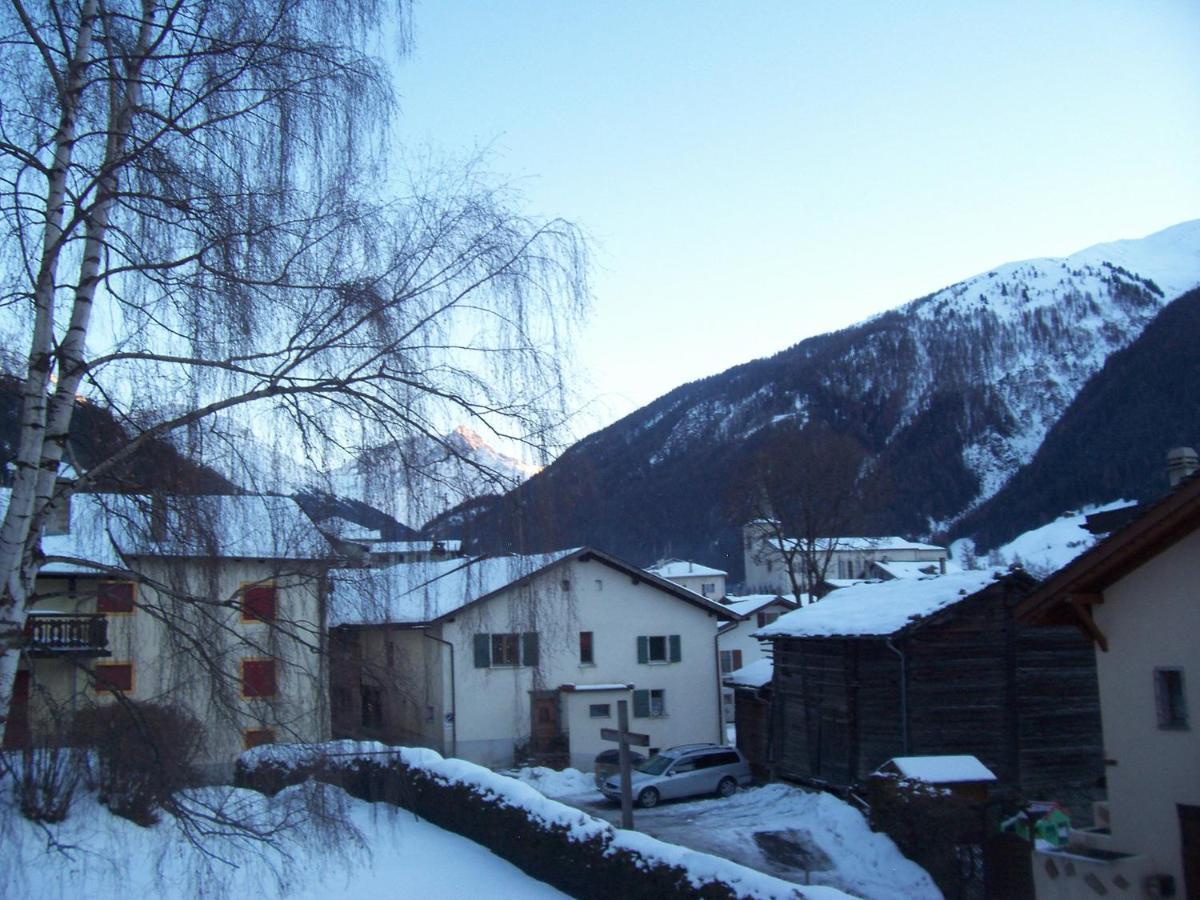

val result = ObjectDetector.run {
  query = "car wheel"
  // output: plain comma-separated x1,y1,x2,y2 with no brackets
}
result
717,776,737,798
637,787,660,809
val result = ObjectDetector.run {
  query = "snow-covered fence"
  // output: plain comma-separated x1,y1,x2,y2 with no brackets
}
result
235,741,831,900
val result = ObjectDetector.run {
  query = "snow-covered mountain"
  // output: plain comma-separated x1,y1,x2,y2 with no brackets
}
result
452,221,1200,574
321,426,542,527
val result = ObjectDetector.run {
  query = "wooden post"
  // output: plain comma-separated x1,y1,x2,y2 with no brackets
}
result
600,700,650,830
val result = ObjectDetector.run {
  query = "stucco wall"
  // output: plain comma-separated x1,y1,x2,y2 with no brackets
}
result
23,559,329,776
1090,527,1200,891
441,556,725,769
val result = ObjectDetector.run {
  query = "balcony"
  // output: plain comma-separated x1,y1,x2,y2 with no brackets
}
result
24,613,111,658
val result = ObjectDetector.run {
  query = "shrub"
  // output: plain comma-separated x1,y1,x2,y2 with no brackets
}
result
71,701,205,825
8,743,86,823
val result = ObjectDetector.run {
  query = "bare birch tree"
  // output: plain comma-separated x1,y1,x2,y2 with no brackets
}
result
0,0,587,747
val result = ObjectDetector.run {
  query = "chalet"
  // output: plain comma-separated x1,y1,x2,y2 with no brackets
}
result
1018,465,1200,900
328,547,736,770
5,492,333,777
646,559,727,600
754,569,1103,809
742,521,948,596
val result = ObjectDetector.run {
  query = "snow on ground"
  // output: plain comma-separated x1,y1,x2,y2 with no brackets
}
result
568,783,939,900
504,765,600,799
954,500,1133,577
1,782,569,900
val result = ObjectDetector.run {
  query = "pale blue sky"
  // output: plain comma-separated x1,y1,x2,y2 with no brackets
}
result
390,1,1200,443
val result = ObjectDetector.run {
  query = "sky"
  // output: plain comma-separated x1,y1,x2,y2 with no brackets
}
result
389,1,1200,446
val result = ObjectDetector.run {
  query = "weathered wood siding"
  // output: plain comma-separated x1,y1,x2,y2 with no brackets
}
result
732,687,772,777
770,581,1102,804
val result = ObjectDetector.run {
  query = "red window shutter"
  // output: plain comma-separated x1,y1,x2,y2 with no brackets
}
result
94,663,134,692
242,659,277,698
243,728,276,750
733,650,743,670
241,586,277,622
97,582,135,613
756,612,766,627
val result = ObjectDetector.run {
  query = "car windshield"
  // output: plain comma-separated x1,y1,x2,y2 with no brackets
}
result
636,754,675,775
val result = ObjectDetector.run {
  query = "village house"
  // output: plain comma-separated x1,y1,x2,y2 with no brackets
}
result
328,547,736,770
741,521,948,596
6,492,333,778
753,569,1104,810
715,594,797,723
1018,465,1200,900
646,559,727,600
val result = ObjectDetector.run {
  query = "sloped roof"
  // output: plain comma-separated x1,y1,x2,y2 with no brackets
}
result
330,546,737,627
872,560,955,579
2,490,330,572
1017,473,1200,648
721,594,796,617
723,658,773,689
647,559,727,579
755,569,1015,639
880,755,997,784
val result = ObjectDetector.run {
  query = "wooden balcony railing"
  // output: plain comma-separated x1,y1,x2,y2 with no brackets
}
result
24,614,111,657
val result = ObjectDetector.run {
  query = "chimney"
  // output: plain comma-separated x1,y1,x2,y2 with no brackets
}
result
1167,447,1199,488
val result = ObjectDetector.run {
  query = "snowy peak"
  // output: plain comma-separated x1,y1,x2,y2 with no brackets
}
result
1068,219,1200,299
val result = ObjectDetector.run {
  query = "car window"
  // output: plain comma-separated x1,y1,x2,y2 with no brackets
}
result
712,751,741,766
671,759,697,773
637,754,675,775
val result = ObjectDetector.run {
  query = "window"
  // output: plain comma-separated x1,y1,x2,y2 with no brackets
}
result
492,633,520,666
240,583,277,622
756,611,779,628
93,662,133,693
633,688,666,718
561,578,571,592
243,728,275,750
473,632,539,668
241,658,277,698
719,649,744,674
1155,668,1189,729
580,631,594,665
361,685,384,729
589,703,611,718
637,634,681,664
594,579,603,591
701,582,716,597
97,581,135,614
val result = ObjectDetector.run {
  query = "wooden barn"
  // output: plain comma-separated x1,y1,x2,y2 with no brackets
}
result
755,569,1103,809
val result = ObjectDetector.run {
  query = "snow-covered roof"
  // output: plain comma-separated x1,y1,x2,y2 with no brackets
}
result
755,569,1011,639
880,755,997,784
121,494,331,560
2,490,330,572
330,546,736,627
872,560,953,579
761,534,947,555
329,550,578,625
318,516,382,542
647,559,727,579
372,540,463,554
721,594,790,617
723,658,773,689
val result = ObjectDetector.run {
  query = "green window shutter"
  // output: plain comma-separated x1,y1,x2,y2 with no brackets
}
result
669,634,681,662
522,632,539,667
633,689,650,718
473,633,491,668
637,635,649,664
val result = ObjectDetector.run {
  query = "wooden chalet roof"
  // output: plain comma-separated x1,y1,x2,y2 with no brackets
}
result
1017,473,1200,650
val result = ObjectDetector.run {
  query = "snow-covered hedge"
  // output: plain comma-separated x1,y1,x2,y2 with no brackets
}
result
236,741,838,900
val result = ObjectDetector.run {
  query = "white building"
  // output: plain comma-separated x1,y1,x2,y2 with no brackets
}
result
1020,472,1200,899
715,594,797,722
646,559,727,600
742,521,948,596
7,492,333,777
329,547,736,770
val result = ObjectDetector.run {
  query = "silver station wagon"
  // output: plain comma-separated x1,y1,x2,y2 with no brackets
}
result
600,743,752,808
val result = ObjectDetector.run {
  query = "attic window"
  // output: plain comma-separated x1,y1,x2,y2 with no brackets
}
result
240,584,277,623
1155,668,1188,730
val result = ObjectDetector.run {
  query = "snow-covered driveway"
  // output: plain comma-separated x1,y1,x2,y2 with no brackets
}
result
510,769,939,900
